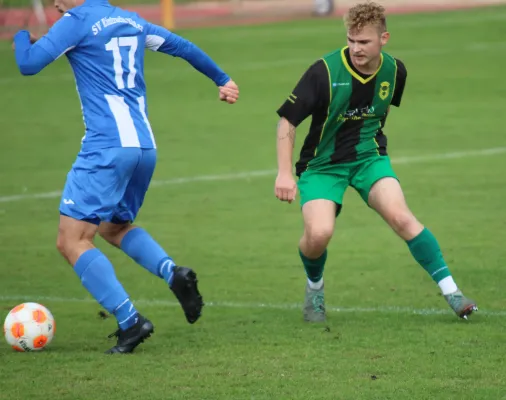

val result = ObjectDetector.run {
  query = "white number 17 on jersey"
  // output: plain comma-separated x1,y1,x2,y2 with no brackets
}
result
105,36,138,90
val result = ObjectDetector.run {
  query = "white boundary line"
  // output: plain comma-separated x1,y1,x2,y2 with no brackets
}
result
0,294,502,317
1,147,505,204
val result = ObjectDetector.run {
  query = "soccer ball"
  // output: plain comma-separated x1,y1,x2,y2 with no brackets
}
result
3,302,55,352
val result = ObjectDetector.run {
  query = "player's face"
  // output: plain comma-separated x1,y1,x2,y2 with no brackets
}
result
347,24,390,69
54,0,79,14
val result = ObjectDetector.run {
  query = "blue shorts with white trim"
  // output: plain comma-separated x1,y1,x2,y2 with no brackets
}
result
59,147,156,225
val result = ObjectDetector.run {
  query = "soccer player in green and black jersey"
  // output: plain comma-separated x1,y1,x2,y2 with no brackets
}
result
274,1,477,322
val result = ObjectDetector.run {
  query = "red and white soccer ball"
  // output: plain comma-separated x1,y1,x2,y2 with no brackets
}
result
3,302,55,352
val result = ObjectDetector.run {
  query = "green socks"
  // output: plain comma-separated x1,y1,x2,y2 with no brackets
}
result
407,228,452,283
299,248,327,282
298,228,457,295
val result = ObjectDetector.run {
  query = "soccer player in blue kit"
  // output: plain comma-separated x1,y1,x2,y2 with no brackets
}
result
12,0,239,354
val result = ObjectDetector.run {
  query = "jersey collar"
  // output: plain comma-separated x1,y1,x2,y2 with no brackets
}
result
341,46,383,84
84,0,110,5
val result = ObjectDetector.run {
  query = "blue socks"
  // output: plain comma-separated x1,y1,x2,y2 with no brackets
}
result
120,227,176,286
74,249,138,330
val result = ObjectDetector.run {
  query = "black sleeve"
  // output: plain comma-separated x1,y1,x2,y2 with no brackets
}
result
391,59,407,107
276,59,329,127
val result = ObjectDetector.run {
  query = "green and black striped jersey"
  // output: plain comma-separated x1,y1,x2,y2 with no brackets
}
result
277,47,407,176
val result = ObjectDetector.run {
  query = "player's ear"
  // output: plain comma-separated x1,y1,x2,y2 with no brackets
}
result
380,31,390,46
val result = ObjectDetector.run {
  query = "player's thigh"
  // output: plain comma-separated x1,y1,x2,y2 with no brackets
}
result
110,148,157,224
367,176,410,218
297,168,349,217
302,199,338,241
350,156,399,205
59,148,141,224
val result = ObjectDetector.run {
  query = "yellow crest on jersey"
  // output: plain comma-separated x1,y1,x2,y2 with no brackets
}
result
379,81,390,100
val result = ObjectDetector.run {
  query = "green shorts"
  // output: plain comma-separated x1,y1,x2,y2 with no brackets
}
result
297,156,398,212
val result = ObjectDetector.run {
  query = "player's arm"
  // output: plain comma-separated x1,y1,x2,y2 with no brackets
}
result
13,12,84,76
276,59,327,173
274,60,327,202
144,23,238,103
391,59,407,107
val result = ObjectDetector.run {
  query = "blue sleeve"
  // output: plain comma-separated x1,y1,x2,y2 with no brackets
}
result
14,12,85,76
144,23,230,87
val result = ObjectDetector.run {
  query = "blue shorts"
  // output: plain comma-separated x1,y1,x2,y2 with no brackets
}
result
59,148,156,225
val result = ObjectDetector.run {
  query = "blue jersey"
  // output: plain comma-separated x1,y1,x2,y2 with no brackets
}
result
14,0,230,151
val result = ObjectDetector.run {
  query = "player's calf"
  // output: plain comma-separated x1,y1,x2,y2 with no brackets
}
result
99,222,136,248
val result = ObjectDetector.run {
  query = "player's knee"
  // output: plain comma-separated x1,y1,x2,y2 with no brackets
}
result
55,231,77,260
56,228,94,260
304,225,333,252
389,211,421,238
55,234,66,257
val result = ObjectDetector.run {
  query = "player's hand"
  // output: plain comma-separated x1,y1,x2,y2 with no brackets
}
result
219,79,239,104
275,172,297,204
12,32,38,50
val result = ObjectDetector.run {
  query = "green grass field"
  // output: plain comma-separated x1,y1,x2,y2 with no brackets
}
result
1,6,506,399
